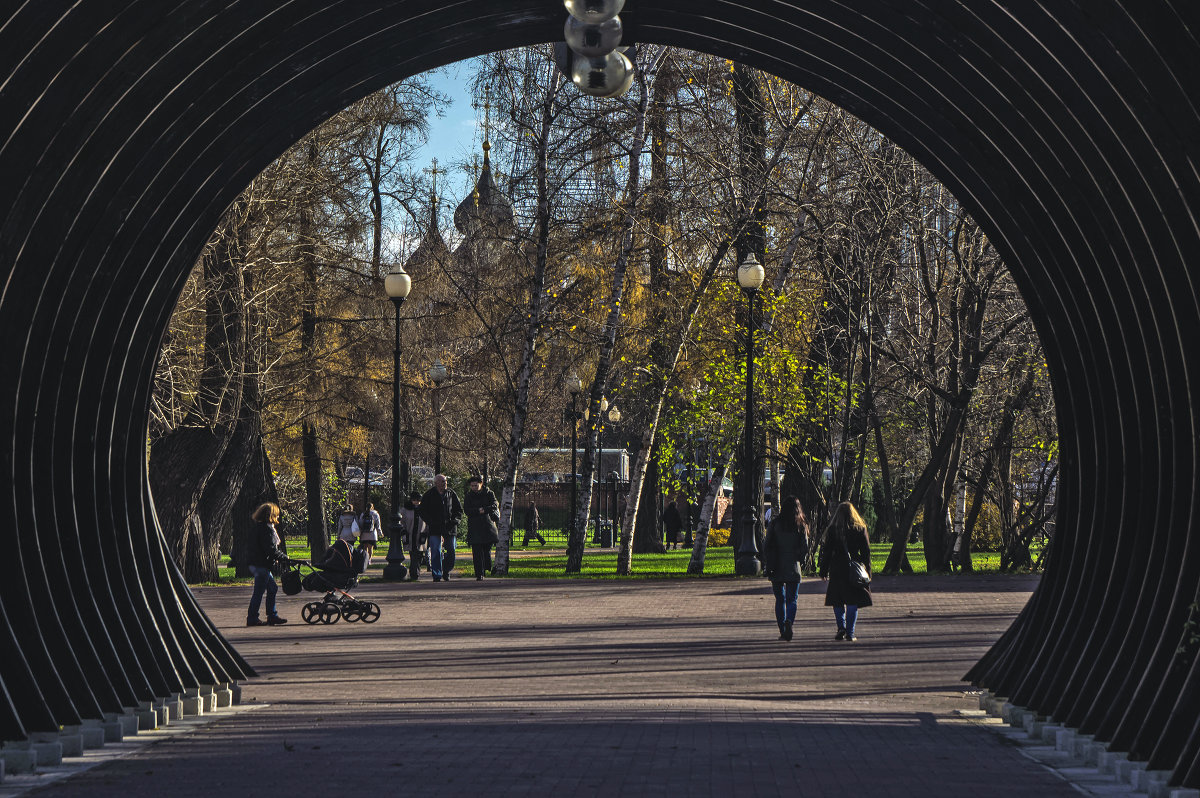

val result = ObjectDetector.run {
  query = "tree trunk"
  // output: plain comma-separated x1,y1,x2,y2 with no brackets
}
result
686,458,730,575
193,408,260,582
149,428,230,567
493,72,561,576
299,138,327,559
148,198,246,570
302,421,327,557
230,438,276,577
566,68,652,574
633,454,664,555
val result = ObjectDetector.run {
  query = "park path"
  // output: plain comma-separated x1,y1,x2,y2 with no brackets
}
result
33,573,1075,797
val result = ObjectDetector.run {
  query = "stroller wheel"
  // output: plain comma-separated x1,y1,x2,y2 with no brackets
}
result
301,602,323,624
360,602,381,624
341,604,362,623
319,602,341,624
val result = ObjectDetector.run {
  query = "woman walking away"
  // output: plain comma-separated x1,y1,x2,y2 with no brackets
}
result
247,502,288,627
762,495,810,641
819,501,873,641
464,475,500,580
335,504,358,544
358,502,382,557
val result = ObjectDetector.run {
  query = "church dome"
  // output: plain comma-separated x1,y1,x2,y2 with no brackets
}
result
453,152,514,236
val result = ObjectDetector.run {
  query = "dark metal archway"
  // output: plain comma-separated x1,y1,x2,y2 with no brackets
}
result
2,0,1198,785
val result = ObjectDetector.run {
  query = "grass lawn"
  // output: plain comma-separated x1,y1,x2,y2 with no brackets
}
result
200,539,1021,585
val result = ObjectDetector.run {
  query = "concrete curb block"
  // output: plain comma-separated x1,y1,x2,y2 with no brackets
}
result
0,702,266,795
0,745,36,775
23,734,66,767
960,696,1175,796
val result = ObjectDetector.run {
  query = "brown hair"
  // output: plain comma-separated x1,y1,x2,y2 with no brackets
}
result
251,502,280,523
778,495,810,537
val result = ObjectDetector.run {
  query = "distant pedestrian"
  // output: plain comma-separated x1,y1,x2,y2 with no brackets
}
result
819,501,873,641
401,493,426,580
246,502,288,627
334,504,358,544
464,475,500,580
661,498,682,550
762,495,810,641
358,503,382,557
523,500,546,546
681,497,695,548
418,475,463,582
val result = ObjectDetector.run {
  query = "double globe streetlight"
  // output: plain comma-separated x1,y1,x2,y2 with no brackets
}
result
383,265,412,580
735,253,765,576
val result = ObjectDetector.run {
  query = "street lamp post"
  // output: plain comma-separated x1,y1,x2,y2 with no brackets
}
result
603,402,620,547
735,254,765,576
383,265,412,581
429,358,448,475
588,397,609,544
566,370,582,544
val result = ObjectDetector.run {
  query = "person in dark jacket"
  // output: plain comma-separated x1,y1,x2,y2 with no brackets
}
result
247,502,288,627
762,495,810,640
402,493,426,580
464,475,500,580
522,500,546,546
418,474,463,582
661,498,683,549
819,501,873,641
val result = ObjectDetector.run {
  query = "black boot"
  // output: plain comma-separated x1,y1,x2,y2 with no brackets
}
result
784,622,793,641
778,622,787,640
835,627,846,641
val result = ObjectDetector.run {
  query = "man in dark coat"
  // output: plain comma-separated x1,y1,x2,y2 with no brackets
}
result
418,474,463,582
464,474,500,580
661,498,683,549
522,500,545,546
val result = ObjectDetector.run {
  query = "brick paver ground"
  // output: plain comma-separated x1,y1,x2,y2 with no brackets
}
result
35,572,1076,797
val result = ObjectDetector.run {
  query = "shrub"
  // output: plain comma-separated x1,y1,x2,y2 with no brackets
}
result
707,527,731,546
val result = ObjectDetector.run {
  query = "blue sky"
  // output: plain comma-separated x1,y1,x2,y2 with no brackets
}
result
411,60,485,209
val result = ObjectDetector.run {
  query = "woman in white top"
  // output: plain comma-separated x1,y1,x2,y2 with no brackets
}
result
358,502,382,556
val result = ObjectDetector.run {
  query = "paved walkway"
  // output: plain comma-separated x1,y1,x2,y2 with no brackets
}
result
34,573,1076,797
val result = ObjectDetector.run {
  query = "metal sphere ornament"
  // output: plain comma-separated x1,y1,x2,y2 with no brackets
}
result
563,0,624,24
570,50,634,98
564,15,622,58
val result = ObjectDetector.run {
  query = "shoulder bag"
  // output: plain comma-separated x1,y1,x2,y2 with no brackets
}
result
843,539,871,587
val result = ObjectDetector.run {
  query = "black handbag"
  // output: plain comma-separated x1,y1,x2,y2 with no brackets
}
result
280,564,303,595
843,541,871,586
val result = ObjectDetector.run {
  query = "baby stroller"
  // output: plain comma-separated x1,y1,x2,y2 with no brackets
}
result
287,539,381,624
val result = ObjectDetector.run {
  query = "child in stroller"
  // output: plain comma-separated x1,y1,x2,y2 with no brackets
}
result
288,538,381,624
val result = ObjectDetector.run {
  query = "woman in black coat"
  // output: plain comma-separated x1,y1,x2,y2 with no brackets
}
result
818,501,873,641
247,502,288,627
661,500,683,549
464,475,500,580
762,495,810,641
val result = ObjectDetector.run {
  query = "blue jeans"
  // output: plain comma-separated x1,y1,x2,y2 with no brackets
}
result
833,604,859,635
772,581,799,626
429,534,456,579
248,565,278,620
